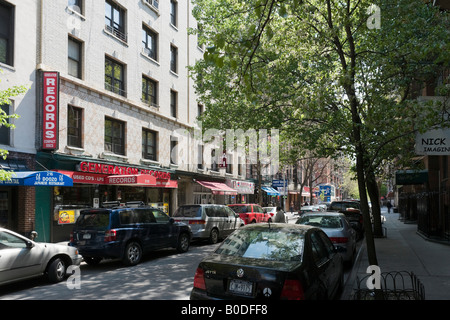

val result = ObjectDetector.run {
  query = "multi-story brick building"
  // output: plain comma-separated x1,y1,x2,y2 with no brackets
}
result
0,0,255,242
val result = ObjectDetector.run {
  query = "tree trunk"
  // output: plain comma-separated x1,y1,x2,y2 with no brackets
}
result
366,168,384,237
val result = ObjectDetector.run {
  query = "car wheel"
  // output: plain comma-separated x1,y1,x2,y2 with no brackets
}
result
123,241,142,266
83,256,102,266
47,258,67,283
209,228,219,244
177,232,190,253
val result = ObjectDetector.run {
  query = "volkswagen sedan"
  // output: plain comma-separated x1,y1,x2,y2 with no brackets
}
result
190,223,344,300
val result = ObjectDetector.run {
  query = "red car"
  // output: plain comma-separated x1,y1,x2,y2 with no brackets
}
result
228,204,272,224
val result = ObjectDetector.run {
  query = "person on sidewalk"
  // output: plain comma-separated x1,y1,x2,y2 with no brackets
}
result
274,206,287,223
387,200,392,214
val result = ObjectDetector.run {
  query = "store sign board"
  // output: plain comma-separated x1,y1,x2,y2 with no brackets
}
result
415,129,450,155
78,161,171,180
42,72,59,150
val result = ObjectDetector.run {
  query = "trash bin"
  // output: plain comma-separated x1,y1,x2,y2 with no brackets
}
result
351,271,425,300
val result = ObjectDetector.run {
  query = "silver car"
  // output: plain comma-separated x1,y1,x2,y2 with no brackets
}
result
173,204,245,244
0,227,82,286
296,212,357,265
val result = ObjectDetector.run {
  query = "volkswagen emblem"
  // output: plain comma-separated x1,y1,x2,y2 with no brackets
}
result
236,268,244,278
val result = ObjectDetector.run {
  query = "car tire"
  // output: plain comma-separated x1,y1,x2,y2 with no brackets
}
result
47,258,67,283
122,241,142,266
176,232,190,253
209,228,219,244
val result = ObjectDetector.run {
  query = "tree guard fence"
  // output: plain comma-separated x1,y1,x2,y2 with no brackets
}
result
351,271,425,300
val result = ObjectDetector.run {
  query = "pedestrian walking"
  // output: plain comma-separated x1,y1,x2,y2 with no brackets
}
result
387,200,392,214
274,206,287,223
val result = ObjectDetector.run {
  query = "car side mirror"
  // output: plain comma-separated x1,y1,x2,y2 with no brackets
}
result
169,218,175,224
26,240,35,249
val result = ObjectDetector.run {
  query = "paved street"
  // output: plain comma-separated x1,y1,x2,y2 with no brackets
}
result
0,216,359,300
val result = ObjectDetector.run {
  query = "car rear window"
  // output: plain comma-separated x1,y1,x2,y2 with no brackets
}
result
298,215,343,228
76,212,110,230
173,205,202,218
215,228,304,262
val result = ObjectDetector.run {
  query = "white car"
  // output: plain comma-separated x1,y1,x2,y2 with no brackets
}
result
0,227,82,286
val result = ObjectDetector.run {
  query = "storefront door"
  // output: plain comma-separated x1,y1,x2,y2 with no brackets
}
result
0,189,12,229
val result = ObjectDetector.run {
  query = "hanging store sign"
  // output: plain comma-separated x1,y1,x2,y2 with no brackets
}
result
415,129,450,155
41,71,59,150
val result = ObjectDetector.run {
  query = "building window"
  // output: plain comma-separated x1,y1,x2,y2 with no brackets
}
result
0,104,10,145
0,1,14,66
105,56,125,96
145,0,159,10
142,76,158,106
68,0,83,14
67,105,83,148
105,0,127,42
105,117,125,155
142,26,158,61
170,0,177,27
170,90,177,118
211,149,218,172
170,137,178,165
142,129,157,161
197,104,203,118
68,36,82,79
226,154,232,174
170,44,177,74
198,144,204,170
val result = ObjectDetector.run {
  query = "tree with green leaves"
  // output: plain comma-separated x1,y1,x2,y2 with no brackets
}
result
0,69,28,181
191,0,450,268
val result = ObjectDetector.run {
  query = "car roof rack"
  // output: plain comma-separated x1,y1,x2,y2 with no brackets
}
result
101,201,121,208
125,201,146,207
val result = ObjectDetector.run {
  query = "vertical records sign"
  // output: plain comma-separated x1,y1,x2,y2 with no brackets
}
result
42,71,59,150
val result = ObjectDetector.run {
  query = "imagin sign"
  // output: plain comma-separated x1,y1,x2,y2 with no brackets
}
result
42,72,59,150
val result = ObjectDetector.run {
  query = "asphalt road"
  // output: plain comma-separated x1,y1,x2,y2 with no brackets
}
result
0,215,360,300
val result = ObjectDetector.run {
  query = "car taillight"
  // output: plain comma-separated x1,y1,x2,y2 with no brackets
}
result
193,267,206,290
189,220,206,225
104,229,117,242
329,237,348,244
70,231,74,243
281,279,304,300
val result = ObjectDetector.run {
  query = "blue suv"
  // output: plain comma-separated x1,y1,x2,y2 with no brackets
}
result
70,204,192,266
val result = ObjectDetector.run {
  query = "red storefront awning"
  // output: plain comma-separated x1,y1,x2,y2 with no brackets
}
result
52,170,177,187
196,181,238,195
106,174,156,186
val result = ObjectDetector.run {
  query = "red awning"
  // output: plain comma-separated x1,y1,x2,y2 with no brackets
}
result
196,181,238,195
106,174,157,186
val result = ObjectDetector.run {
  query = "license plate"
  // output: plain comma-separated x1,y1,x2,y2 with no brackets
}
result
83,233,91,240
229,279,253,296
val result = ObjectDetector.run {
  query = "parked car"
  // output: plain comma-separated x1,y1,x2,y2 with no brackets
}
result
70,205,191,266
328,201,364,239
228,204,271,224
296,212,356,265
0,227,82,286
263,206,277,218
190,223,344,300
173,204,244,244
298,205,319,215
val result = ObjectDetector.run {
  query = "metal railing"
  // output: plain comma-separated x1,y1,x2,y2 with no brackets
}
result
351,270,425,300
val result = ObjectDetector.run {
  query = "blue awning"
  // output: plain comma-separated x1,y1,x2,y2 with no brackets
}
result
0,171,73,186
261,186,280,196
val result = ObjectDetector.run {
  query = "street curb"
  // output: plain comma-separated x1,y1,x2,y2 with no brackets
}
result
340,239,366,300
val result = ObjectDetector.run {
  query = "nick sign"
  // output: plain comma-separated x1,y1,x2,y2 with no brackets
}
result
42,71,59,150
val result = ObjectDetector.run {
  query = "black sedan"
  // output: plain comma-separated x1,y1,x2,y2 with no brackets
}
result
190,223,344,300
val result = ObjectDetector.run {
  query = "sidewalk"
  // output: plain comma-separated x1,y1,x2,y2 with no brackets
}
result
342,208,450,300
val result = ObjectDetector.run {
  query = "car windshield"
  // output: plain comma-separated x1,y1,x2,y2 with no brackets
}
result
76,212,110,230
215,228,304,262
228,205,251,213
298,215,343,229
173,205,202,218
